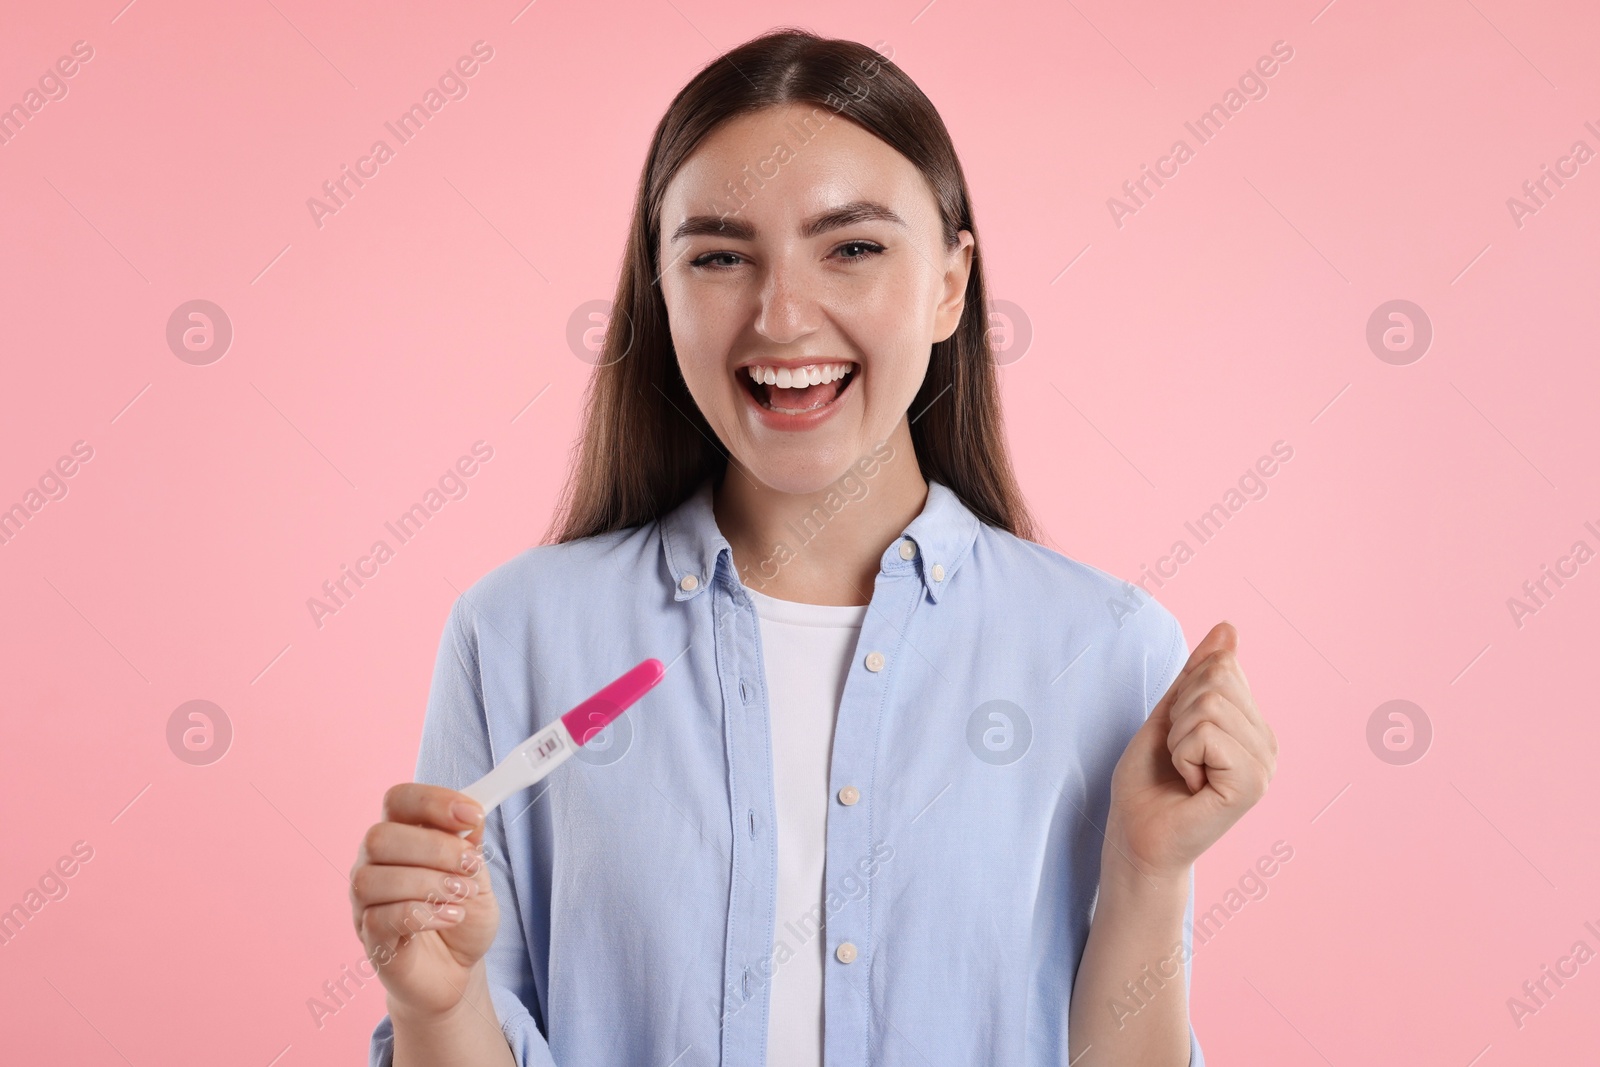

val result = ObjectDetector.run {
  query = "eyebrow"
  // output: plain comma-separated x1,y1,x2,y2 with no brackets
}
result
667,199,908,243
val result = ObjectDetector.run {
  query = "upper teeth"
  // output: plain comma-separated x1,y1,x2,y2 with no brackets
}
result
746,362,855,388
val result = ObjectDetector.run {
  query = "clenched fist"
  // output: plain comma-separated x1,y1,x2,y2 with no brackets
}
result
1106,620,1278,881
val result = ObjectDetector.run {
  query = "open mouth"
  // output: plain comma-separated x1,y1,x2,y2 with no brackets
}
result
739,361,858,415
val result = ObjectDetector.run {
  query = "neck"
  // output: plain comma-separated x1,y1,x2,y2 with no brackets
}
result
713,419,926,607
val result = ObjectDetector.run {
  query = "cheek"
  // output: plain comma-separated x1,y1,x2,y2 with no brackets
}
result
665,307,738,408
873,354,932,410
673,339,726,403
834,283,932,398
659,289,729,385
843,259,937,336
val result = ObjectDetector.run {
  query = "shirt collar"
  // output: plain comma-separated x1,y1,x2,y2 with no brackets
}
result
659,473,981,606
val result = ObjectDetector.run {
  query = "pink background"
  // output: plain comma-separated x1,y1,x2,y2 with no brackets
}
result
3,0,1597,1062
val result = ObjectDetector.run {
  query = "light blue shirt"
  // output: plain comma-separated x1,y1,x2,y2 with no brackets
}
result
370,475,1203,1065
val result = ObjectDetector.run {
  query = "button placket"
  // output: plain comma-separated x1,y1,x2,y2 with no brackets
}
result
822,567,918,1061
712,580,776,1062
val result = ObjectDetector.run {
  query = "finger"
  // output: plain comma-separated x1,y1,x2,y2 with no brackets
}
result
359,897,466,957
350,837,488,935
1168,690,1273,774
1179,621,1238,686
1168,659,1267,747
383,782,486,836
1191,646,1261,725
349,865,476,938
1170,716,1232,794
1164,647,1266,739
357,821,486,877
352,863,481,911
1171,720,1269,805
1150,620,1238,724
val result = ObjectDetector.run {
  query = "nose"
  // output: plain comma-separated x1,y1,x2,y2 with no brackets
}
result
752,257,821,345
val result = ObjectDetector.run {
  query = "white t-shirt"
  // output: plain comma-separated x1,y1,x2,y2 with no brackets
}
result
746,586,868,1066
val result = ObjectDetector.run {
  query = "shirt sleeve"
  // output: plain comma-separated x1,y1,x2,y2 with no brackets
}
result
1152,612,1206,1067
369,595,560,1067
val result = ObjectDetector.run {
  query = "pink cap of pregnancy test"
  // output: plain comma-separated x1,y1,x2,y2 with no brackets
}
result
561,658,666,745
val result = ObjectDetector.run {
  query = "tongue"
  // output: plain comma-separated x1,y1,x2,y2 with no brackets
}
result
763,378,842,411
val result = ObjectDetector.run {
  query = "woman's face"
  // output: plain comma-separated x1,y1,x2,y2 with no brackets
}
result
657,103,974,495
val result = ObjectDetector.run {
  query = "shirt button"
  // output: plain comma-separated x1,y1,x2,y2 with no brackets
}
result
837,785,860,805
898,539,917,560
864,650,885,672
931,563,945,582
835,941,858,964
679,574,699,592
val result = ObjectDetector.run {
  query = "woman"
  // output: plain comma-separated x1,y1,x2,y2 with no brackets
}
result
353,27,1275,1067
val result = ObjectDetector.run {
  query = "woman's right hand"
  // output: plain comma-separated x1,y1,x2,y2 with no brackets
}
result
350,783,500,1020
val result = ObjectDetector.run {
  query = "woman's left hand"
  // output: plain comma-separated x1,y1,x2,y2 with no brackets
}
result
1105,620,1277,882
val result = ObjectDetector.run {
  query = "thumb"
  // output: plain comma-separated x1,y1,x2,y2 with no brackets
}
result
1199,618,1239,659
1146,619,1238,732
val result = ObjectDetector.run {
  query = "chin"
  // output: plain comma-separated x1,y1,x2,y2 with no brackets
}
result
734,451,862,497
747,466,846,497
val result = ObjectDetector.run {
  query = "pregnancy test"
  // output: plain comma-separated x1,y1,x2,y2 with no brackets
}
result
457,658,665,824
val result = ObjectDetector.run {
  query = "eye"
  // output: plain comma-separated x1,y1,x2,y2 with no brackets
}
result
689,251,744,271
834,240,885,262
688,241,886,271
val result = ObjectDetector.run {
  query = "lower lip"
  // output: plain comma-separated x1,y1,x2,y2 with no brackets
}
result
738,369,856,431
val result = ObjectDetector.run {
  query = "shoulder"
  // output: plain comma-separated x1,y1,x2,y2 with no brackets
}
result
446,522,660,635
971,521,1187,702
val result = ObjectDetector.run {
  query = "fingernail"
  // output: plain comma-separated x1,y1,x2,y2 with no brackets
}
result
443,875,468,898
460,849,483,874
435,904,465,923
452,801,484,826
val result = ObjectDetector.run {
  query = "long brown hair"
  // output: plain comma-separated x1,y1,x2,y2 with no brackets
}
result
544,26,1038,545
